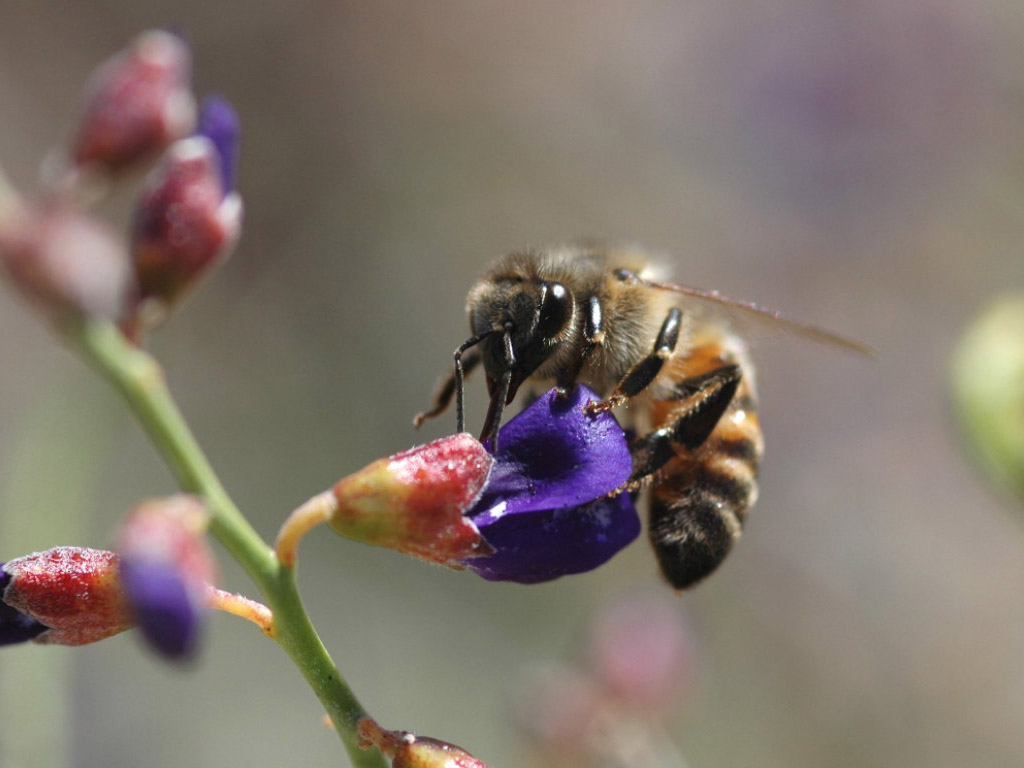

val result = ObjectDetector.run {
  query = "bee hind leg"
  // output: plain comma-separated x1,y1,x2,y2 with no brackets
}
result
626,364,741,485
629,363,745,589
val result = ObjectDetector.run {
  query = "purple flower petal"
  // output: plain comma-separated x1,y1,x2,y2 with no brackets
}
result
196,96,239,193
463,386,640,583
0,567,46,645
474,386,633,520
120,558,202,660
466,495,640,583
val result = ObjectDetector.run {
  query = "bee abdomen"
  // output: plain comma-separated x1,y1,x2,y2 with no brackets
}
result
649,452,758,588
650,489,736,590
648,367,762,589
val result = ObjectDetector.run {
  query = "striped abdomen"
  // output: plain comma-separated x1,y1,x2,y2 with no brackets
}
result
645,333,764,589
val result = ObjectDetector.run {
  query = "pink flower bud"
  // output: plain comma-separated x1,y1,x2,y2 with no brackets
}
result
116,496,216,660
71,30,195,173
0,200,133,321
329,433,494,566
1,547,131,646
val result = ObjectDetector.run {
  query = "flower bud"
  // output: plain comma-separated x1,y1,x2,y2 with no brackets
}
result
1,547,131,646
392,737,492,768
357,718,491,768
117,496,216,660
329,433,495,566
130,98,242,315
0,200,133,321
70,30,195,173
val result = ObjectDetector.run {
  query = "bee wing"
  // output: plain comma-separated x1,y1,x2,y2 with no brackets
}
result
640,278,874,356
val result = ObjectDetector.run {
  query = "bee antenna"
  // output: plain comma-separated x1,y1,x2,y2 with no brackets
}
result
454,330,495,434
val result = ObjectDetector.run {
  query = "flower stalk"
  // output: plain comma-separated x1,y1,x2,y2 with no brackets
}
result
207,587,275,637
66,315,386,768
276,491,336,568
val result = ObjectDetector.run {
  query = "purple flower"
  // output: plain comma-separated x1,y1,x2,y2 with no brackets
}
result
462,386,640,583
119,558,201,659
116,496,216,661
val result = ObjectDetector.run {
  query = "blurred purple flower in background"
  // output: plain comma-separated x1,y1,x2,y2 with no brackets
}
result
119,558,202,660
685,1,988,228
117,496,217,661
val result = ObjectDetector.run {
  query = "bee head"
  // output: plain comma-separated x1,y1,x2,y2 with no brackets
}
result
470,277,574,408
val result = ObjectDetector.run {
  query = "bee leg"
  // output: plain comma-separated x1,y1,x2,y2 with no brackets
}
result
413,347,482,428
626,364,741,484
587,307,682,414
556,295,605,398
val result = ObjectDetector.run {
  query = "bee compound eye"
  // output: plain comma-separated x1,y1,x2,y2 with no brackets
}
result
537,282,570,339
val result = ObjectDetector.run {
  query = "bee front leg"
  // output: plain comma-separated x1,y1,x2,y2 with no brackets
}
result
626,364,741,485
556,295,604,398
586,307,682,414
413,347,482,428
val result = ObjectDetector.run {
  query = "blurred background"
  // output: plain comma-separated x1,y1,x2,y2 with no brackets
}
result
1,1,1023,766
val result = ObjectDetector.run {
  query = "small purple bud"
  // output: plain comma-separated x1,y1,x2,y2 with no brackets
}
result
196,96,240,193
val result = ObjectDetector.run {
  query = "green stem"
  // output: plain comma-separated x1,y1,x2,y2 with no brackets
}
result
67,317,386,768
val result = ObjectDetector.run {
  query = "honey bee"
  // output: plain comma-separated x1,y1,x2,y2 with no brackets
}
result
414,243,868,589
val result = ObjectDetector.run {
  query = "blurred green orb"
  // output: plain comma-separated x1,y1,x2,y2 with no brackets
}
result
951,293,1024,504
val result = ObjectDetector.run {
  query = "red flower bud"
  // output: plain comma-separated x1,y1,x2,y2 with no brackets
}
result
1,547,131,646
0,201,133,321
130,134,242,313
71,30,195,173
329,433,494,566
